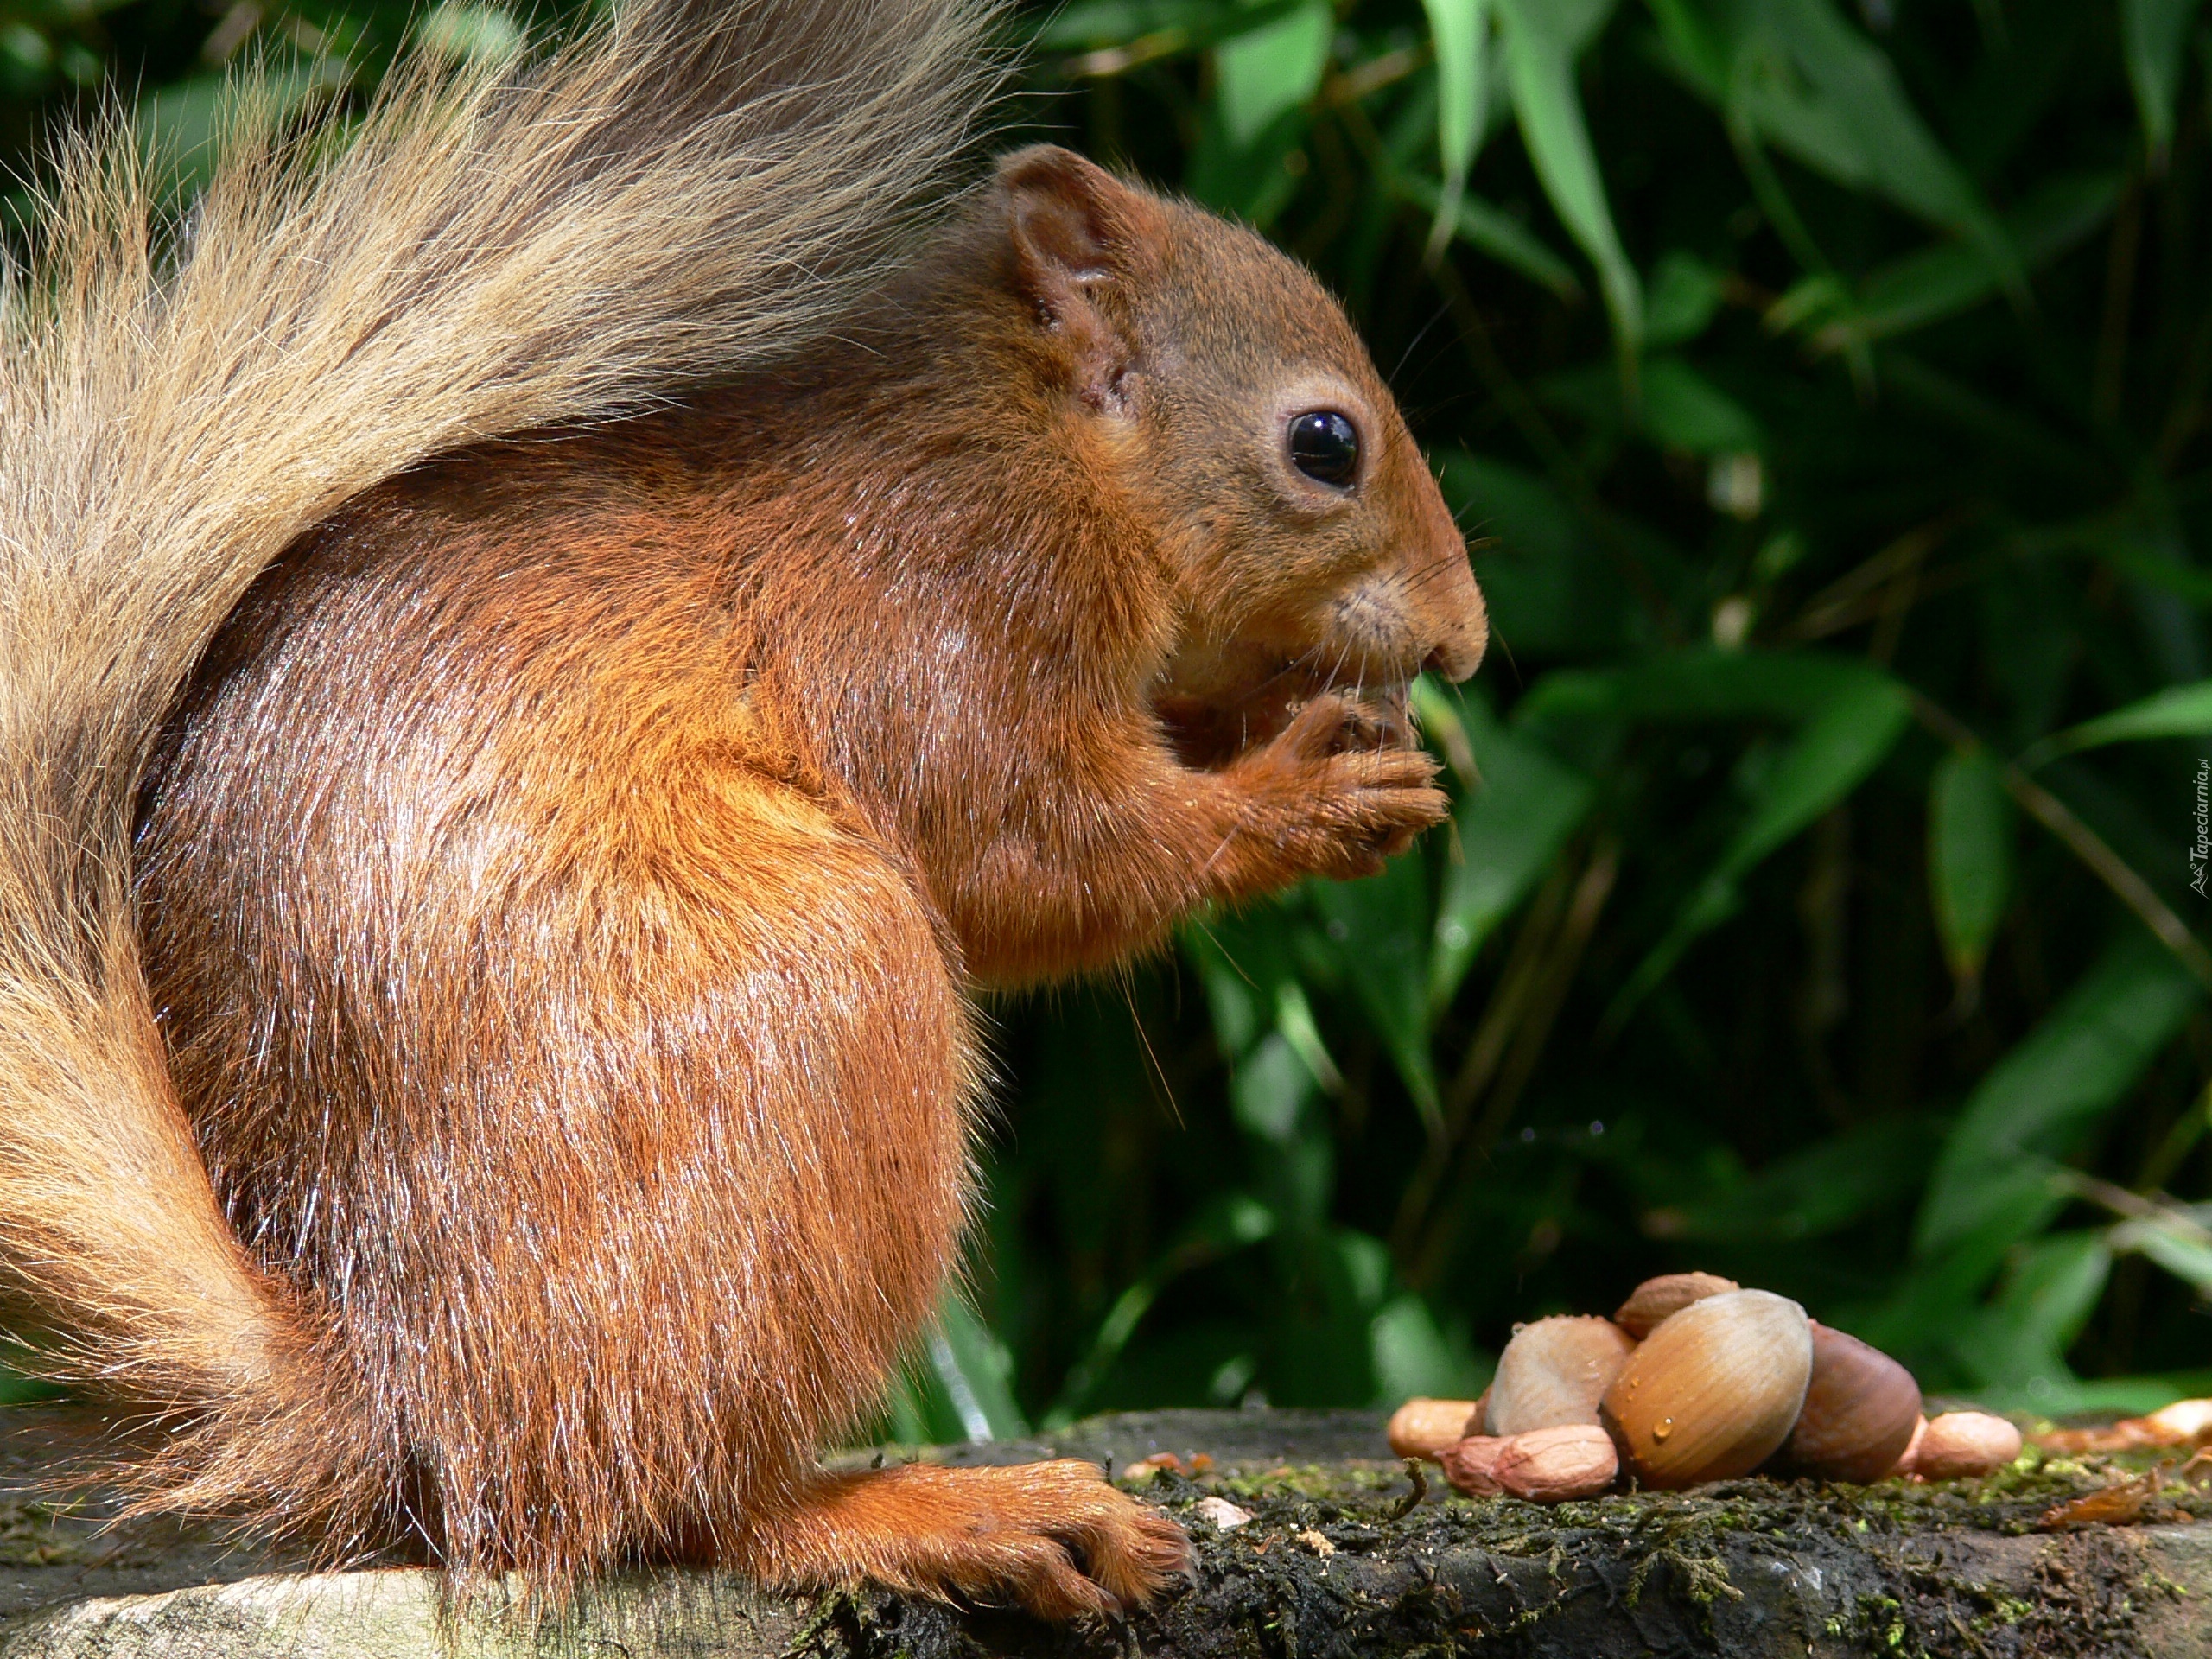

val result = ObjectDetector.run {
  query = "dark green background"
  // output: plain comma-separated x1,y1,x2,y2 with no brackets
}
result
9,0,2210,1440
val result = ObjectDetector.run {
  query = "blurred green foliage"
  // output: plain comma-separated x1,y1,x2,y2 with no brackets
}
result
7,0,2212,1443
966,0,2212,1440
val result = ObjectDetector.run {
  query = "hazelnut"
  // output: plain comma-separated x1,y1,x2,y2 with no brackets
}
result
1612,1272,1739,1339
1777,1323,1922,1484
1601,1288,1812,1488
1484,1316,1636,1436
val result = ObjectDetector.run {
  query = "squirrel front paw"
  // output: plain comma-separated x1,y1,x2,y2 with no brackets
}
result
1217,692,1447,887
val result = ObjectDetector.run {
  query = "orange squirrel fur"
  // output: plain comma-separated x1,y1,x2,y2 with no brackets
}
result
1,0,1483,1618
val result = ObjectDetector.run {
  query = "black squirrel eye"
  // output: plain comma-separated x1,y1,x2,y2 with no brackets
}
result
1287,410,1359,487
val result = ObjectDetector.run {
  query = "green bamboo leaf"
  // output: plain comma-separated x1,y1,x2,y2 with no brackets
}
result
1215,0,1332,147
1755,0,2019,292
1916,936,2202,1259
2097,533,2212,606
1649,1117,1943,1243
1638,356,1764,454
1420,0,1492,256
929,1294,1031,1441
1370,1291,1491,1402
1187,912,1294,1057
1311,857,1442,1135
1725,42,1870,188
1517,647,1895,726
1274,979,1342,1093
1678,0,2021,295
414,3,524,65
1645,251,1726,347
1035,0,1295,52
0,1366,63,1407
1958,1230,2113,1391
1491,0,1641,359
1928,749,2013,984
2028,679,2212,762
2123,0,2205,155
2113,1209,2212,1294
2114,1211,2212,1309
1611,669,1910,1022
1230,1032,1318,1143
1033,2,1194,48
1044,1193,1276,1427
1427,0,1491,174
1643,0,1728,90
1395,173,1580,296
1809,172,2122,352
1429,700,1595,1012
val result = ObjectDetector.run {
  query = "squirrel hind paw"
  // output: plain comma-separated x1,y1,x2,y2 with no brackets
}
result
1054,1487,1195,1613
948,1461,1192,1619
747,1458,1192,1622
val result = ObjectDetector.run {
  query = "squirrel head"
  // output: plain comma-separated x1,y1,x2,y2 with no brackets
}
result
993,145,1486,762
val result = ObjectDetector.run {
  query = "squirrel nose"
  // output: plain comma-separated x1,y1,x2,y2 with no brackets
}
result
1425,625,1486,683
1405,452,1487,683
1418,542,1488,683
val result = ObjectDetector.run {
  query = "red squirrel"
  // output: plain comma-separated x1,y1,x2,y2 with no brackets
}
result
0,0,1484,1616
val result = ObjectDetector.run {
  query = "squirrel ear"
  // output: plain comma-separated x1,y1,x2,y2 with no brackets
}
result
996,145,1152,410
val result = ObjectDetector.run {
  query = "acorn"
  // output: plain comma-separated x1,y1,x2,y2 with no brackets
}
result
1484,1316,1637,1436
1601,1287,1812,1489
1439,1435,1509,1497
1775,1322,1922,1484
1612,1272,1739,1340
1388,1397,1484,1461
1492,1424,1618,1503
1904,1411,2021,1480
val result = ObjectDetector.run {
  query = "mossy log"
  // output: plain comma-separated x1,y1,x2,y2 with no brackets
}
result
2,1405,2206,1657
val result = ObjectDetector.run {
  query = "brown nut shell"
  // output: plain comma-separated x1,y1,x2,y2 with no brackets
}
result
1440,1435,1509,1496
1493,1424,1619,1503
1388,1397,1484,1461
1601,1287,1812,1488
1906,1411,2022,1480
1612,1272,1740,1339
1484,1316,1637,1435
1893,1414,1927,1477
2145,1397,2212,1445
1777,1323,1922,1484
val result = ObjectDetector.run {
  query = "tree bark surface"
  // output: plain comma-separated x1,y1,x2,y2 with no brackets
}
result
2,1405,2204,1657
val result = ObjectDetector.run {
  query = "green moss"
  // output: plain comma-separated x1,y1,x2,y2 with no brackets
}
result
1133,1446,2202,1659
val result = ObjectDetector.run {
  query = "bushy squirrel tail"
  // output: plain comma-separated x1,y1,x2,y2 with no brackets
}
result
0,0,999,1541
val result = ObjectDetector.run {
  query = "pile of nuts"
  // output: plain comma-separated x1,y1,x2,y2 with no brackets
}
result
1388,1273,2024,1503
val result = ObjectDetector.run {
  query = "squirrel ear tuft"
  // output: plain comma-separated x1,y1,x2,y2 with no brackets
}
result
996,146,1153,409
